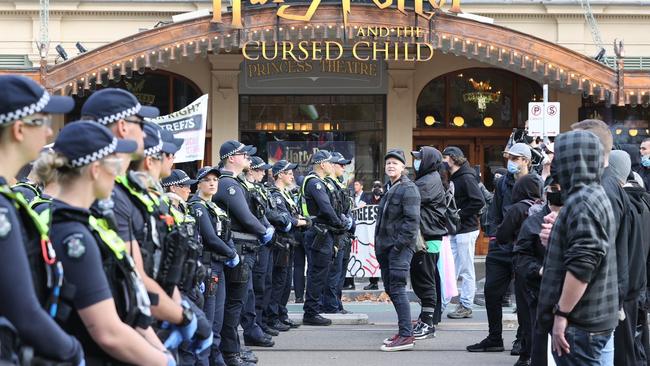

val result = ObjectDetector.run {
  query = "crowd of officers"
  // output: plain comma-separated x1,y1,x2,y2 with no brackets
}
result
0,75,356,366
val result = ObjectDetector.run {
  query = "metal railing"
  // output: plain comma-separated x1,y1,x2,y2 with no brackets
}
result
603,56,650,70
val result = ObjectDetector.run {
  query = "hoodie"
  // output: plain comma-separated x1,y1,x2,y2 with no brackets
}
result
622,182,650,301
495,174,542,251
449,162,485,234
414,147,447,239
536,130,618,333
513,204,551,298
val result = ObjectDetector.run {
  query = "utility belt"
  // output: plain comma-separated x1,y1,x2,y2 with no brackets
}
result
274,231,298,251
202,249,231,264
231,231,258,242
155,223,195,296
0,320,74,366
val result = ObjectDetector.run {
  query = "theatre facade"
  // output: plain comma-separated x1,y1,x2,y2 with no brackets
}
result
4,1,650,187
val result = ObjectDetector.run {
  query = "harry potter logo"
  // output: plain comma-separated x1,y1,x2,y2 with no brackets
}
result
125,80,156,105
212,0,462,28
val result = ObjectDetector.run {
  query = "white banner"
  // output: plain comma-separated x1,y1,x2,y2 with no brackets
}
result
347,205,381,278
148,94,209,163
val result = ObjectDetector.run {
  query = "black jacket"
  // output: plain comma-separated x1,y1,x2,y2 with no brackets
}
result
635,166,650,193
374,175,421,253
414,147,447,239
495,174,542,251
449,163,485,234
487,172,543,237
622,183,650,301
513,204,550,297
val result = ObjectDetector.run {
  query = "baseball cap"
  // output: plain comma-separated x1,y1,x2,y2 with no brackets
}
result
506,143,532,160
384,148,406,164
442,146,464,158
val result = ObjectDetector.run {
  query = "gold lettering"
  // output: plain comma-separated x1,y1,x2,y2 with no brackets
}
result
282,42,298,61
298,41,310,61
212,0,221,23
231,0,243,28
261,42,278,60
373,42,389,61
304,60,314,72
379,27,390,37
353,42,370,61
277,0,321,22
325,41,343,60
372,0,391,10
342,0,351,30
288,60,297,73
368,27,377,38
242,41,260,61
417,42,434,61
360,62,369,75
369,63,377,76
357,27,366,37
403,43,415,61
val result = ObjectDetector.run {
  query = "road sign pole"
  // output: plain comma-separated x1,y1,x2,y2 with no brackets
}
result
542,84,548,140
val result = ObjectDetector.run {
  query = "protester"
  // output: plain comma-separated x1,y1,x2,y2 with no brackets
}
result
410,146,446,338
364,180,384,290
537,130,618,366
375,149,420,351
638,138,650,192
442,146,485,319
353,180,371,208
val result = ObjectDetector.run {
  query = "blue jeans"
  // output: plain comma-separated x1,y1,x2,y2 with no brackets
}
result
599,333,614,366
552,326,612,366
198,261,225,366
449,230,478,308
377,246,414,337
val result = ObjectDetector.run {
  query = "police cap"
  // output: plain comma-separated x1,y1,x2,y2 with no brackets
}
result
0,75,74,125
53,121,137,167
161,169,197,187
196,166,221,181
219,140,256,160
331,152,351,165
311,150,337,164
81,88,159,126
250,156,272,170
272,160,298,176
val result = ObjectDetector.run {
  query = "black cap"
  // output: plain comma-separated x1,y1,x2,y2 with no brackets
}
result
196,166,221,181
411,149,422,160
0,75,74,125
161,169,197,187
272,160,298,176
442,146,464,158
81,88,159,125
311,150,337,164
146,122,178,155
53,120,137,167
250,156,272,170
160,128,184,150
384,148,406,165
331,152,351,165
219,140,256,160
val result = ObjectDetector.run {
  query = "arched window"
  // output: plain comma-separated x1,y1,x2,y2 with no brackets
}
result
416,68,542,129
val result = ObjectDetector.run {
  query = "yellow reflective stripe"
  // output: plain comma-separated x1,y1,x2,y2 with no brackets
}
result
0,186,49,238
169,206,185,224
115,176,156,213
299,174,319,217
280,188,298,210
88,216,126,260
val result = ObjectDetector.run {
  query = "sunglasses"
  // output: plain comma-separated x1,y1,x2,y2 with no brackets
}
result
123,117,144,129
22,115,52,127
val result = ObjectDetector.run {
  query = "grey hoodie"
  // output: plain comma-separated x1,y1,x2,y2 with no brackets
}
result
536,130,618,333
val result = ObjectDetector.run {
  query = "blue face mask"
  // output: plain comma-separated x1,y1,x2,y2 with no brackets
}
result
443,162,451,170
642,155,650,168
414,159,421,171
507,160,521,174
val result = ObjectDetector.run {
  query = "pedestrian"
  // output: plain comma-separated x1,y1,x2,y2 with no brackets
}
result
214,140,275,365
410,146,446,339
442,146,485,319
0,74,85,365
637,138,650,192
353,180,371,208
300,150,351,326
47,121,172,365
375,149,421,351
364,180,385,291
513,165,563,366
537,130,618,366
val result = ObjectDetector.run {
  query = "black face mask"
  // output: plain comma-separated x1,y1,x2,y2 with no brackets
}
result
547,190,564,207
372,187,383,197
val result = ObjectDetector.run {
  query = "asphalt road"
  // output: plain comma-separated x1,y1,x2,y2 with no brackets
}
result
250,302,520,366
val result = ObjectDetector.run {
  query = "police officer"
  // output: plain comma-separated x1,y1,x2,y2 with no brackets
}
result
46,120,173,365
322,152,354,315
214,141,275,366
0,74,84,365
266,160,308,330
300,150,351,326
81,89,201,349
188,166,241,366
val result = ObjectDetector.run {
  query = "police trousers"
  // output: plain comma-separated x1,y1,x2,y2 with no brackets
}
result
321,240,346,313
221,243,254,355
240,249,267,340
303,227,334,317
196,260,225,366
267,246,292,323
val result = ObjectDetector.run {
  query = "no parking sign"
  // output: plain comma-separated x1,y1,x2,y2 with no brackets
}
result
528,102,560,137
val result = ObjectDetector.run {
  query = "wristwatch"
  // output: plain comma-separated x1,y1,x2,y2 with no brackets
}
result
552,304,571,319
180,305,194,326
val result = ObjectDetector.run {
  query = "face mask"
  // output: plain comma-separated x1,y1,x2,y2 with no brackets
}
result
642,155,650,168
507,160,521,174
414,159,421,171
443,162,450,170
547,190,564,206
372,187,383,197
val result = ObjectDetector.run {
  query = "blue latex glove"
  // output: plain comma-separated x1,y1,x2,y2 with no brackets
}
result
261,226,275,246
179,301,198,341
192,331,214,354
344,217,353,231
199,282,205,293
283,222,292,232
163,328,184,350
166,352,177,366
224,254,240,268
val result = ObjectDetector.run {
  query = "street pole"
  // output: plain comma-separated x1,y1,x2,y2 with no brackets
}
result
542,84,548,142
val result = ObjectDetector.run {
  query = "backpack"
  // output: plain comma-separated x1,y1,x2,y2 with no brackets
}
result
445,182,461,235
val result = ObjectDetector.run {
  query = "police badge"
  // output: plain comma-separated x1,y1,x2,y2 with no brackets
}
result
228,187,236,196
0,210,11,238
64,234,86,259
276,197,283,206
316,183,322,190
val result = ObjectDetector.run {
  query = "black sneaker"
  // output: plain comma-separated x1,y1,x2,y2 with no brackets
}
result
511,339,522,356
466,337,505,352
224,353,256,366
241,349,258,364
268,320,290,332
413,321,436,340
243,336,275,348
513,356,531,366
280,318,300,328
303,314,332,326
295,297,304,303
363,283,379,290
260,324,279,337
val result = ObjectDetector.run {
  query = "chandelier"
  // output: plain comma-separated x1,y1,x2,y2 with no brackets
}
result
463,78,501,112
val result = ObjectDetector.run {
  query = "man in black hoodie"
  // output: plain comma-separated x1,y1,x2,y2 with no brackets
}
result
442,147,485,319
410,146,447,339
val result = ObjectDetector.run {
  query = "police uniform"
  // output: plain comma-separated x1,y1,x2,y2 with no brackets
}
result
213,141,271,365
48,121,155,364
300,150,348,325
11,180,41,205
187,167,236,366
266,160,302,330
322,152,354,314
0,75,84,365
